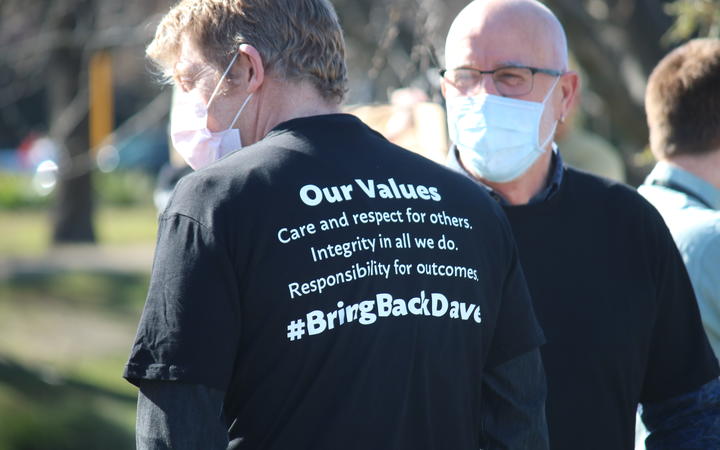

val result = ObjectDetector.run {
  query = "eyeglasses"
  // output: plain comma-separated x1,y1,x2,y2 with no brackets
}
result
440,65,563,97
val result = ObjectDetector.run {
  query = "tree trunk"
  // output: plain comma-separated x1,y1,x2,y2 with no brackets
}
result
49,1,96,243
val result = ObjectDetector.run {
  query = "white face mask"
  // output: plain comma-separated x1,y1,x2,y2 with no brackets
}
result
446,77,559,183
170,52,253,170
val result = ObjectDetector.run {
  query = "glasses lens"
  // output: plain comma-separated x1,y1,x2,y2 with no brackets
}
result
445,68,482,93
493,67,533,96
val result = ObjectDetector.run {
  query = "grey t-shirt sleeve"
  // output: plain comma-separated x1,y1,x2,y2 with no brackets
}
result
136,380,229,450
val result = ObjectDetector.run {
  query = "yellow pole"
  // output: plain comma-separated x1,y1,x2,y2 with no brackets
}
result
89,51,114,151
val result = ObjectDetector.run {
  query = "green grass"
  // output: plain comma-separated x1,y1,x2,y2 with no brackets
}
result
0,205,158,257
1,272,150,313
96,206,159,245
0,173,162,448
0,209,51,257
0,358,136,450
0,271,150,450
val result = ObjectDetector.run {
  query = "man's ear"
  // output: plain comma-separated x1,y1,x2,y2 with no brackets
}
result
558,71,579,121
233,44,264,94
440,78,447,99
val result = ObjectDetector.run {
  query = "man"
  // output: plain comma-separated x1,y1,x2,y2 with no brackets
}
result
441,1,720,449
639,38,720,359
124,0,548,448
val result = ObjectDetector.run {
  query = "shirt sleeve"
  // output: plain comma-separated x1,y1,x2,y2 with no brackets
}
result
124,212,241,391
136,380,229,450
479,349,549,450
640,206,720,403
641,377,720,449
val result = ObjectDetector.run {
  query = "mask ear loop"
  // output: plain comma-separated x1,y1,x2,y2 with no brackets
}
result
538,76,561,150
539,118,559,150
541,76,561,104
205,51,254,132
227,93,253,131
207,51,240,108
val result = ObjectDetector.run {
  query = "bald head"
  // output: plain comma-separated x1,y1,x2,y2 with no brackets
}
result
445,0,568,72
442,0,580,192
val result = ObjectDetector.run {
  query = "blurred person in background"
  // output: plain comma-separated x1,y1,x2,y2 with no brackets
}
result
348,87,449,164
124,0,550,448
639,38,720,359
440,0,720,449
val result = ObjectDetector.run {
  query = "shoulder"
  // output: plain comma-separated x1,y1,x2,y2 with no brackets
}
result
563,168,676,249
564,167,656,213
564,166,629,195
166,133,299,212
680,212,720,257
673,209,719,243
639,184,720,251
161,158,264,229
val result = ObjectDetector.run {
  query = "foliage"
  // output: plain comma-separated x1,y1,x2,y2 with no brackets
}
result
0,170,156,210
0,173,52,210
93,170,155,207
664,0,720,43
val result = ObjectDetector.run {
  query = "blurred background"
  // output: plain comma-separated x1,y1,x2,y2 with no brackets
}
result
0,0,718,448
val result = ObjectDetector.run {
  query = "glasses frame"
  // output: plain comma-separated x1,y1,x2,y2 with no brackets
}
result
439,65,564,97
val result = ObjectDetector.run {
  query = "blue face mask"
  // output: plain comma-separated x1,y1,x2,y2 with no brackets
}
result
446,78,559,183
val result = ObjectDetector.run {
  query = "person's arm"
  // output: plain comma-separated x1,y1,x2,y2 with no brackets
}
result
641,377,720,449
637,198,720,448
479,348,549,450
136,380,229,450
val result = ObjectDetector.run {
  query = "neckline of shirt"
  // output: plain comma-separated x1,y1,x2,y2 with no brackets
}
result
645,161,720,210
446,144,565,208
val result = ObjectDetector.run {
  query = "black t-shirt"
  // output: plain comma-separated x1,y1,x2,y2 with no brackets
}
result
502,167,719,450
124,114,544,450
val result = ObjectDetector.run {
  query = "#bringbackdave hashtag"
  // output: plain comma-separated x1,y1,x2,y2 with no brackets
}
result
285,291,481,341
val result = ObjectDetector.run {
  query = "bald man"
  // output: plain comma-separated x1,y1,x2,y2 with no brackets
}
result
441,1,720,449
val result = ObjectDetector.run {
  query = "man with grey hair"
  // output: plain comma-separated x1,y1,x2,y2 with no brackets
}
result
441,1,720,449
124,0,550,448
